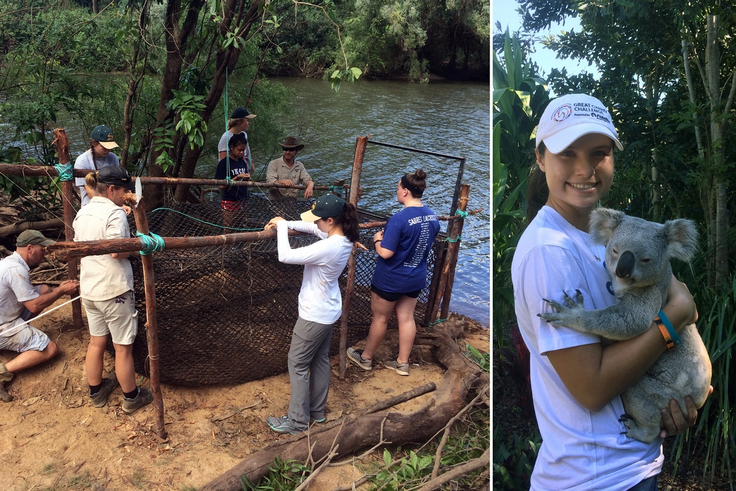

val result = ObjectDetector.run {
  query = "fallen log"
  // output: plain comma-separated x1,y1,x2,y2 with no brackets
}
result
0,218,64,239
198,316,487,491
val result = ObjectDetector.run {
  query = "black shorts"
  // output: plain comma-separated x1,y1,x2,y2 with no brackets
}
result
371,284,421,302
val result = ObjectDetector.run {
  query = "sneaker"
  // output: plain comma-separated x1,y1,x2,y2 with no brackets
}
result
267,415,302,435
122,387,153,414
311,416,326,424
384,359,410,376
347,347,372,371
89,374,118,408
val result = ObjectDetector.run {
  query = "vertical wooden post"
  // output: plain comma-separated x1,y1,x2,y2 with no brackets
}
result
429,184,470,325
53,128,84,330
439,184,470,320
338,136,368,379
131,200,167,439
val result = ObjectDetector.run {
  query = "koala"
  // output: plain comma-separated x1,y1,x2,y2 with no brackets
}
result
538,208,712,443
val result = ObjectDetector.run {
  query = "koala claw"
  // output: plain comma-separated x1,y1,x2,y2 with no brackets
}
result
618,413,633,423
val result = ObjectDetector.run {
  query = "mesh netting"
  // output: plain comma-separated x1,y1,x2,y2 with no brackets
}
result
124,195,440,386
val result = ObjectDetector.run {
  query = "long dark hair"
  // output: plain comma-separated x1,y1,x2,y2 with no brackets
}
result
333,202,360,243
526,142,549,224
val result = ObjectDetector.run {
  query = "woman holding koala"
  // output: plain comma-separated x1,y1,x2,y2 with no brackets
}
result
511,94,705,490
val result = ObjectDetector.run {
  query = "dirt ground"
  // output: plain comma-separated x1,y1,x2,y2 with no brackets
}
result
0,300,489,491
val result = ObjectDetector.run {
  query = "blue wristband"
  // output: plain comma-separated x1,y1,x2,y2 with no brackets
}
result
657,310,681,346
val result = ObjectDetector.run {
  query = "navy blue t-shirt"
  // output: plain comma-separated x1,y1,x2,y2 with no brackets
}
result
215,156,249,201
372,206,440,293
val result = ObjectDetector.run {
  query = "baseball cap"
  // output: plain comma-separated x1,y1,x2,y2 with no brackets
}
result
535,94,623,154
300,195,346,222
230,107,256,119
98,165,135,191
90,125,119,150
17,230,55,247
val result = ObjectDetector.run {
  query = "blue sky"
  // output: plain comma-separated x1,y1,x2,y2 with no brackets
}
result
492,0,597,80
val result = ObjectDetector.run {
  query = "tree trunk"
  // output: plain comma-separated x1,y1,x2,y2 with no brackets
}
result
173,0,265,202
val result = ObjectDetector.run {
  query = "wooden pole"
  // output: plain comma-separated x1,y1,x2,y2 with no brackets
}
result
51,128,84,330
439,184,470,320
429,184,470,325
131,200,167,440
339,136,368,379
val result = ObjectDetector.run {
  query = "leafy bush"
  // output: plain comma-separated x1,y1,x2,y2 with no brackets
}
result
493,426,541,490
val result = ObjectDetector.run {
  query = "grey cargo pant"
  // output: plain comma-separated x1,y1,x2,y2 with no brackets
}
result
287,316,334,431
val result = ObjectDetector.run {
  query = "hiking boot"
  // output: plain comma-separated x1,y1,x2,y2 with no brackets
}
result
122,387,153,414
384,359,410,376
89,374,118,408
0,363,14,402
0,362,14,383
267,415,302,435
347,347,372,371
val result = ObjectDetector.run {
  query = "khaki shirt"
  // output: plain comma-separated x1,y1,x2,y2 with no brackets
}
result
266,157,312,200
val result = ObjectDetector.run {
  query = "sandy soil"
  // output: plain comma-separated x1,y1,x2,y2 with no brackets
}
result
0,300,489,491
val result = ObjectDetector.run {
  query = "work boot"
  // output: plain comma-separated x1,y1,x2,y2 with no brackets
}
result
122,387,153,414
89,374,118,408
0,363,14,402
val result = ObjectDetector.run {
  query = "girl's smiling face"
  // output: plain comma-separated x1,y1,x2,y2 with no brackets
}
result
537,132,615,230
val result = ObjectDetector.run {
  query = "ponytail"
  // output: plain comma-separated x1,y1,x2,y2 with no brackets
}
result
526,143,548,224
334,202,360,243
85,171,111,195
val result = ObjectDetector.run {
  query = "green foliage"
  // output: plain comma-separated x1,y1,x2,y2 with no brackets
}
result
493,426,541,490
240,457,310,491
464,343,490,373
492,30,549,345
167,89,208,150
373,448,433,490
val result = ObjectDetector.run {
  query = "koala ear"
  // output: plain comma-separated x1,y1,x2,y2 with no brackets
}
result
663,219,698,261
589,208,625,245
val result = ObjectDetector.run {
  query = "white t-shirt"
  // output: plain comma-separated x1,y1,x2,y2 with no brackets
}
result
74,149,120,207
276,220,352,324
218,131,252,173
511,206,663,490
0,252,40,337
73,196,134,301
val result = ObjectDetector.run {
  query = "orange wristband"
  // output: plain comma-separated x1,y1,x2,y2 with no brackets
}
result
655,316,675,351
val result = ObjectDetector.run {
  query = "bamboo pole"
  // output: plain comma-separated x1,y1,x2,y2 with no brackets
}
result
439,185,470,320
429,184,470,325
130,198,166,439
338,136,368,379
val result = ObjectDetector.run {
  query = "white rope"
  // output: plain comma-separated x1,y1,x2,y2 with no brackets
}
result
15,294,82,330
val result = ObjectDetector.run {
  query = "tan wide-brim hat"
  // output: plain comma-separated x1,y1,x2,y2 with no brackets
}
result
279,136,304,152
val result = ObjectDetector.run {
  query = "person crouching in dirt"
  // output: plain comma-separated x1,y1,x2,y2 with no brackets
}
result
263,194,360,434
0,230,79,402
72,166,152,414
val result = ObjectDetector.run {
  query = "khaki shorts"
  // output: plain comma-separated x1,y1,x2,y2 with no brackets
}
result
0,325,50,353
82,291,138,345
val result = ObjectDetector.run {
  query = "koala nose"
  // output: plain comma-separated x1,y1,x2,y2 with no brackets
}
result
615,251,635,279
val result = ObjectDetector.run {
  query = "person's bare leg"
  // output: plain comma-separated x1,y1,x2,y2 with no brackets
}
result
361,292,397,360
5,340,59,373
113,343,136,393
394,296,419,364
85,336,107,386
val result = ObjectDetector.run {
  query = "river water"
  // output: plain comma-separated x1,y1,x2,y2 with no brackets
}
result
258,78,491,326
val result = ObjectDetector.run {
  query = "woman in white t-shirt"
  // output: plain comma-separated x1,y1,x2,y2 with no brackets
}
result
511,94,705,491
218,107,255,173
74,125,121,207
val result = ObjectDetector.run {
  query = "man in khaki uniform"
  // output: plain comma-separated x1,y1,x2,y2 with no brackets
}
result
266,137,314,200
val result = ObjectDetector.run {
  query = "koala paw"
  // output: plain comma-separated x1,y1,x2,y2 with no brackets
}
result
619,413,660,443
537,289,586,327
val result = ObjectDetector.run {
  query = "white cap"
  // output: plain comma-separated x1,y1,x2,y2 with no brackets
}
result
535,94,623,154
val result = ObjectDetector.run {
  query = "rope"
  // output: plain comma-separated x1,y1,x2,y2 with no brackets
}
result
454,209,469,219
444,235,462,243
54,163,74,181
11,295,82,330
136,231,166,255
225,66,230,180
150,207,264,232
426,317,447,332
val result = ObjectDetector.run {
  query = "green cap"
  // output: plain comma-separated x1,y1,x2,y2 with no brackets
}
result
16,230,55,247
90,125,119,149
